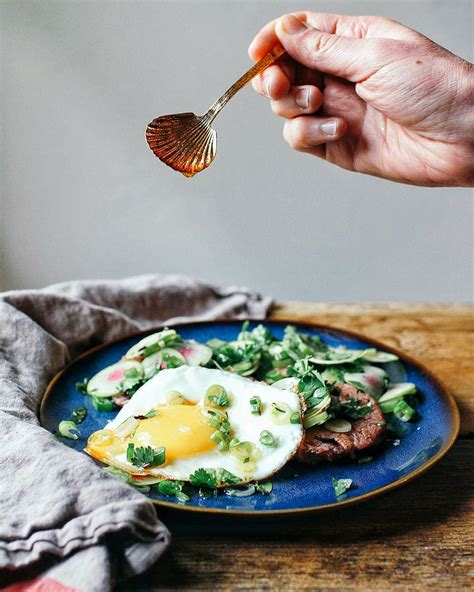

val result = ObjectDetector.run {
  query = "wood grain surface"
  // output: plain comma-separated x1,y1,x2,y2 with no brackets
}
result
120,303,473,592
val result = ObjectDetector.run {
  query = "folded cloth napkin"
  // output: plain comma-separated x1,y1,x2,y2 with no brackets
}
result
0,274,272,592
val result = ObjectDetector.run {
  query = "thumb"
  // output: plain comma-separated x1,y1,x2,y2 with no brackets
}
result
275,15,393,82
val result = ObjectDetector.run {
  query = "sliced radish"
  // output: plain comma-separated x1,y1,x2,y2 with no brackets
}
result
125,329,180,360
378,382,417,403
344,365,388,399
324,418,352,433
141,348,186,379
362,348,399,363
87,360,143,398
177,340,212,366
310,347,370,366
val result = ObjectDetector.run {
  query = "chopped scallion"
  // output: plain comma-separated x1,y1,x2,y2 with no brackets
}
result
58,420,80,440
290,411,301,424
205,384,229,408
249,395,262,415
210,430,229,451
393,400,416,422
259,430,276,447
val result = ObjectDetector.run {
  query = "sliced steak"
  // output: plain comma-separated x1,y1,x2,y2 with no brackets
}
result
296,383,386,464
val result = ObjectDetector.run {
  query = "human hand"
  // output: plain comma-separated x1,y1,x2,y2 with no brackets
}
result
249,13,473,186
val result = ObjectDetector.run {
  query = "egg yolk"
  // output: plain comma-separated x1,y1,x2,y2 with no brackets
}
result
131,405,216,462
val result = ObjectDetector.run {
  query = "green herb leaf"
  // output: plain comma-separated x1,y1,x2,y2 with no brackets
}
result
161,353,185,369
70,407,87,424
255,482,273,494
333,477,353,497
189,468,217,489
75,378,89,394
124,368,140,379
157,480,186,497
92,396,117,412
189,467,241,488
216,468,242,486
127,444,166,468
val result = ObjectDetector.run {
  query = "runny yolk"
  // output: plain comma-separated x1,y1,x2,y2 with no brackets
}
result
131,405,216,463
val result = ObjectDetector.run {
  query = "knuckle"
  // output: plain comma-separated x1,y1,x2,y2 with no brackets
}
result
307,30,337,55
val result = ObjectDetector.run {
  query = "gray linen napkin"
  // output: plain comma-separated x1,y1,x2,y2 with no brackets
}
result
0,274,271,592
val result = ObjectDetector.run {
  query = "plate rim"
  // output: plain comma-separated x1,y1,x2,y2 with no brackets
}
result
40,318,460,517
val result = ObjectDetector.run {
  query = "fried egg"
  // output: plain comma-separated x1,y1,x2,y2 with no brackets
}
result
85,366,303,484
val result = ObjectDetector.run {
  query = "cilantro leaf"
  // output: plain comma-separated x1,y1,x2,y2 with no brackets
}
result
127,444,166,468
189,467,241,488
189,468,217,488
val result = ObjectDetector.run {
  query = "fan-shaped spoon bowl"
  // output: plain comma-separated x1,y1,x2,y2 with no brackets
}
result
145,45,285,177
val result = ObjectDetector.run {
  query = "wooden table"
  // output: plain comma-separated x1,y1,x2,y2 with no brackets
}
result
121,304,473,591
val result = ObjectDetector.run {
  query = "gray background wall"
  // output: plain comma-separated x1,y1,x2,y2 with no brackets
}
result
1,0,472,301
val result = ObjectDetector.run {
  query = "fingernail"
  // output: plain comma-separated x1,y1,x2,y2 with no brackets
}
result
279,15,307,35
295,88,310,109
321,120,338,136
263,74,272,97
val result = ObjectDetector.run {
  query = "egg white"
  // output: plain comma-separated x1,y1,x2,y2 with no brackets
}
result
98,366,303,483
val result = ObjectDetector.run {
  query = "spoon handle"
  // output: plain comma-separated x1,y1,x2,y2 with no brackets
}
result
207,45,286,120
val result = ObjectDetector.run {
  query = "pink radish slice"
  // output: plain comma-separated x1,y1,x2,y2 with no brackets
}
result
86,360,143,398
178,341,212,366
107,369,125,382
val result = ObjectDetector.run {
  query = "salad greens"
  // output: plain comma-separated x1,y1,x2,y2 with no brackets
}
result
76,321,419,437
74,322,421,502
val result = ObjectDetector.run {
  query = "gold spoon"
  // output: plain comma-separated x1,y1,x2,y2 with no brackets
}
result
146,45,285,177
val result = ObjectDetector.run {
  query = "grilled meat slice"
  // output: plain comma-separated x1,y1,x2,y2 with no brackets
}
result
296,383,386,464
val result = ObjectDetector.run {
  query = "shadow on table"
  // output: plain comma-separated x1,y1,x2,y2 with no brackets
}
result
120,440,472,590
158,441,471,538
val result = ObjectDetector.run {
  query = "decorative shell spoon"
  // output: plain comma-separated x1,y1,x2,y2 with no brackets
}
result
146,45,285,177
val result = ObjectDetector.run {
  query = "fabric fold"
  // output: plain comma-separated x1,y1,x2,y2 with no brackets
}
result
0,274,272,591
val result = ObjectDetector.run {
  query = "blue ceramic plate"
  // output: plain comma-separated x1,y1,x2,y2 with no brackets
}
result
40,320,459,516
